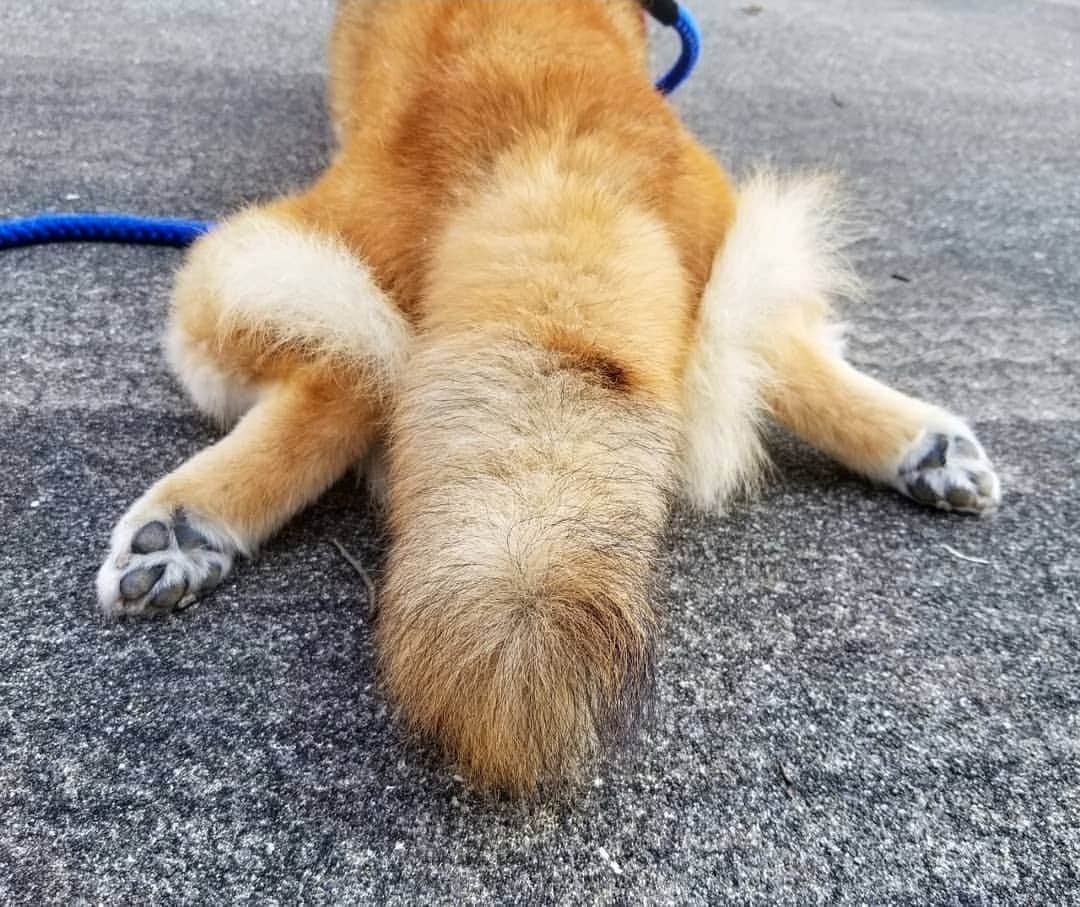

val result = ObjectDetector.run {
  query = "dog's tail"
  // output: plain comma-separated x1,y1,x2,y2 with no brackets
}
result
377,330,678,793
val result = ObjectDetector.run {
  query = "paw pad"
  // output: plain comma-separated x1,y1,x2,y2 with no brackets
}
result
97,507,235,617
896,430,1001,515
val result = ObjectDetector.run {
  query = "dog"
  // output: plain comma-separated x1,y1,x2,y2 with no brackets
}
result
96,0,1001,793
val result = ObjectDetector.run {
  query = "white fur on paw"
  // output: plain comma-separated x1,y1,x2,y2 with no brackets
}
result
894,426,1001,515
96,505,239,617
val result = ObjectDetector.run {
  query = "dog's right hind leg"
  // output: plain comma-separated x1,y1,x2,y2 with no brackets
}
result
682,171,1001,516
761,330,1002,515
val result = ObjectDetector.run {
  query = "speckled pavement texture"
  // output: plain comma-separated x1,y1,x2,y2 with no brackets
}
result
1,1,1078,903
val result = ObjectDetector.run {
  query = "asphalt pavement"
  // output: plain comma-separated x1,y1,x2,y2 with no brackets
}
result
1,2,1077,903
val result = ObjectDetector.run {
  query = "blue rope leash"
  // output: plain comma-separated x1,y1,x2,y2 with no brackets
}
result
649,2,701,96
0,3,700,252
0,213,211,251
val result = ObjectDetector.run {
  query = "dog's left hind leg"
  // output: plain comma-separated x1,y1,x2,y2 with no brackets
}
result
96,204,409,616
96,374,381,616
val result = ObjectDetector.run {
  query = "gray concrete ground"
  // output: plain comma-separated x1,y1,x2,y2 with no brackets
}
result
1,1,1078,903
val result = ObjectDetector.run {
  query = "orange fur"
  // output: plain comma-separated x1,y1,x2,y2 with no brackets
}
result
97,0,1001,792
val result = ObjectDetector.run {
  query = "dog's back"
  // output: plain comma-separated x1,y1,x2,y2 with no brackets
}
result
316,0,735,324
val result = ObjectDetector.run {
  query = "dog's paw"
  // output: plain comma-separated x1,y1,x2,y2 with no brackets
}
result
894,426,1001,515
96,506,238,617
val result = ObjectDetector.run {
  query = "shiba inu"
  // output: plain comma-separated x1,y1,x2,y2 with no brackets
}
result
96,0,1001,793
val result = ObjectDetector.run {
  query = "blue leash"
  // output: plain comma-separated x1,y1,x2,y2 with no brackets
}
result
0,2,700,252
646,0,701,96
0,213,211,251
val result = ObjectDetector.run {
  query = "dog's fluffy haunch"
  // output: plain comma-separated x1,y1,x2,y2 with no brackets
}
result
96,0,1001,792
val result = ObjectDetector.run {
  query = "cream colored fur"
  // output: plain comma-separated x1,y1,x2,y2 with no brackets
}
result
93,0,1003,792
174,209,411,386
379,331,679,790
164,324,266,426
681,172,864,510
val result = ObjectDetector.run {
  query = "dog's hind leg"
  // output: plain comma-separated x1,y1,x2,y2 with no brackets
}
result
682,171,1001,515
96,204,409,617
761,331,1002,514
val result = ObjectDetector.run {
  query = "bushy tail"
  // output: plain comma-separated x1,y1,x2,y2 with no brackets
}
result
377,332,678,792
